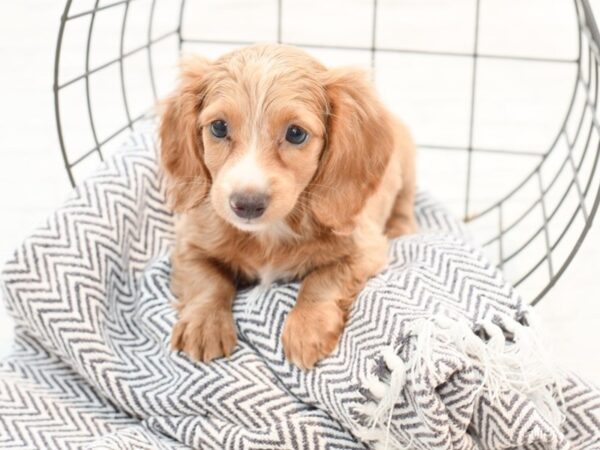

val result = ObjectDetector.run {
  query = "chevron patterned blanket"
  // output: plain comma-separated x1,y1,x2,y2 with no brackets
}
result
1,123,599,450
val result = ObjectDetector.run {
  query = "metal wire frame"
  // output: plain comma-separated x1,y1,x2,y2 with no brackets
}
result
53,0,186,186
52,0,600,305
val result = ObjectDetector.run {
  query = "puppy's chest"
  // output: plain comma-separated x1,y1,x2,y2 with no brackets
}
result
207,226,351,285
232,252,306,285
222,242,327,286
255,265,295,287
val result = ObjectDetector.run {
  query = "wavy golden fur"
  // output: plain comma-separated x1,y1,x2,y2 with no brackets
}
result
160,43,417,369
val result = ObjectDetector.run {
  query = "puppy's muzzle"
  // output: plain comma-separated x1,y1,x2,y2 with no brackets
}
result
229,192,269,219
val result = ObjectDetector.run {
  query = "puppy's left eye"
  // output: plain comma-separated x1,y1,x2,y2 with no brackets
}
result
210,120,228,139
285,125,308,145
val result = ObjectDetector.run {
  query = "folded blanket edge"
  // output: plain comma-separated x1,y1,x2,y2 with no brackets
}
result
354,311,567,450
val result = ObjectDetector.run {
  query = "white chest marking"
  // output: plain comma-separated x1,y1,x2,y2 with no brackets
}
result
258,265,291,288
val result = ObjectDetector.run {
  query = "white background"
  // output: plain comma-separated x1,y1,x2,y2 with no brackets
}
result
0,0,599,382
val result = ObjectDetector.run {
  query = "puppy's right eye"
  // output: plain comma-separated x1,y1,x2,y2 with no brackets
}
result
210,120,228,139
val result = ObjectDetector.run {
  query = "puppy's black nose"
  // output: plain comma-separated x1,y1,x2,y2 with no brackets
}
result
229,192,269,219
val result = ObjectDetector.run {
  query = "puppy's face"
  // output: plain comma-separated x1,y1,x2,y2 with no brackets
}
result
199,70,326,232
160,44,394,235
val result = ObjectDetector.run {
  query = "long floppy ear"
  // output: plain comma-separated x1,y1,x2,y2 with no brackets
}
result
310,67,395,234
159,56,212,212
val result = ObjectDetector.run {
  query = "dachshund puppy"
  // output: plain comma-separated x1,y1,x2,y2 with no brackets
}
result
161,43,416,369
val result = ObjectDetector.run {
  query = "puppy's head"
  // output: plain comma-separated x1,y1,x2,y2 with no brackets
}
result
160,44,394,235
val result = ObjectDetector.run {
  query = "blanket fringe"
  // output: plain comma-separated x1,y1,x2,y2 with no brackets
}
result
357,311,564,449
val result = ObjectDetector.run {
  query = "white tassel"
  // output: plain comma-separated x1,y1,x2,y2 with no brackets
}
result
499,313,565,427
371,347,408,449
405,319,437,378
472,315,563,427
363,345,413,450
367,356,406,425
360,312,564,449
364,373,389,401
382,346,405,372
441,318,491,398
354,401,378,417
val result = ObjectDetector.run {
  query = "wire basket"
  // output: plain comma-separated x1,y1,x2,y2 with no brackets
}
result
53,0,600,305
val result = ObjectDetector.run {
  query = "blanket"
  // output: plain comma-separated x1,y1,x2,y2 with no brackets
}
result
1,122,599,450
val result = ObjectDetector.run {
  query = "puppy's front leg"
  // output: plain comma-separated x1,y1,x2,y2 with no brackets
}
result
282,260,370,369
170,253,237,362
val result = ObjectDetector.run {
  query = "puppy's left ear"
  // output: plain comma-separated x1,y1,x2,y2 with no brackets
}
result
310,67,395,234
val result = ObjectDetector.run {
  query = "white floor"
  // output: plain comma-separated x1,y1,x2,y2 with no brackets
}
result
0,0,599,382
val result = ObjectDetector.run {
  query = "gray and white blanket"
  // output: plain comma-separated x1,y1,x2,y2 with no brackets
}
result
1,123,599,449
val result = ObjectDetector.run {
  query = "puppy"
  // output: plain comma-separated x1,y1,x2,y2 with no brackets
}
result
160,43,417,369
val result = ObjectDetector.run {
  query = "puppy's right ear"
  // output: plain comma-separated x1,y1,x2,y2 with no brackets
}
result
160,56,212,212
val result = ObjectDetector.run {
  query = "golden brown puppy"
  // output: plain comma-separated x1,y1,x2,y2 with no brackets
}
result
161,43,416,369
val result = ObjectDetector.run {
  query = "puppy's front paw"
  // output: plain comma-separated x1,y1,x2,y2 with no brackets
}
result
281,301,345,369
171,304,237,362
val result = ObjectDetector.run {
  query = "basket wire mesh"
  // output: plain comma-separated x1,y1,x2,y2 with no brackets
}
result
53,0,600,305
